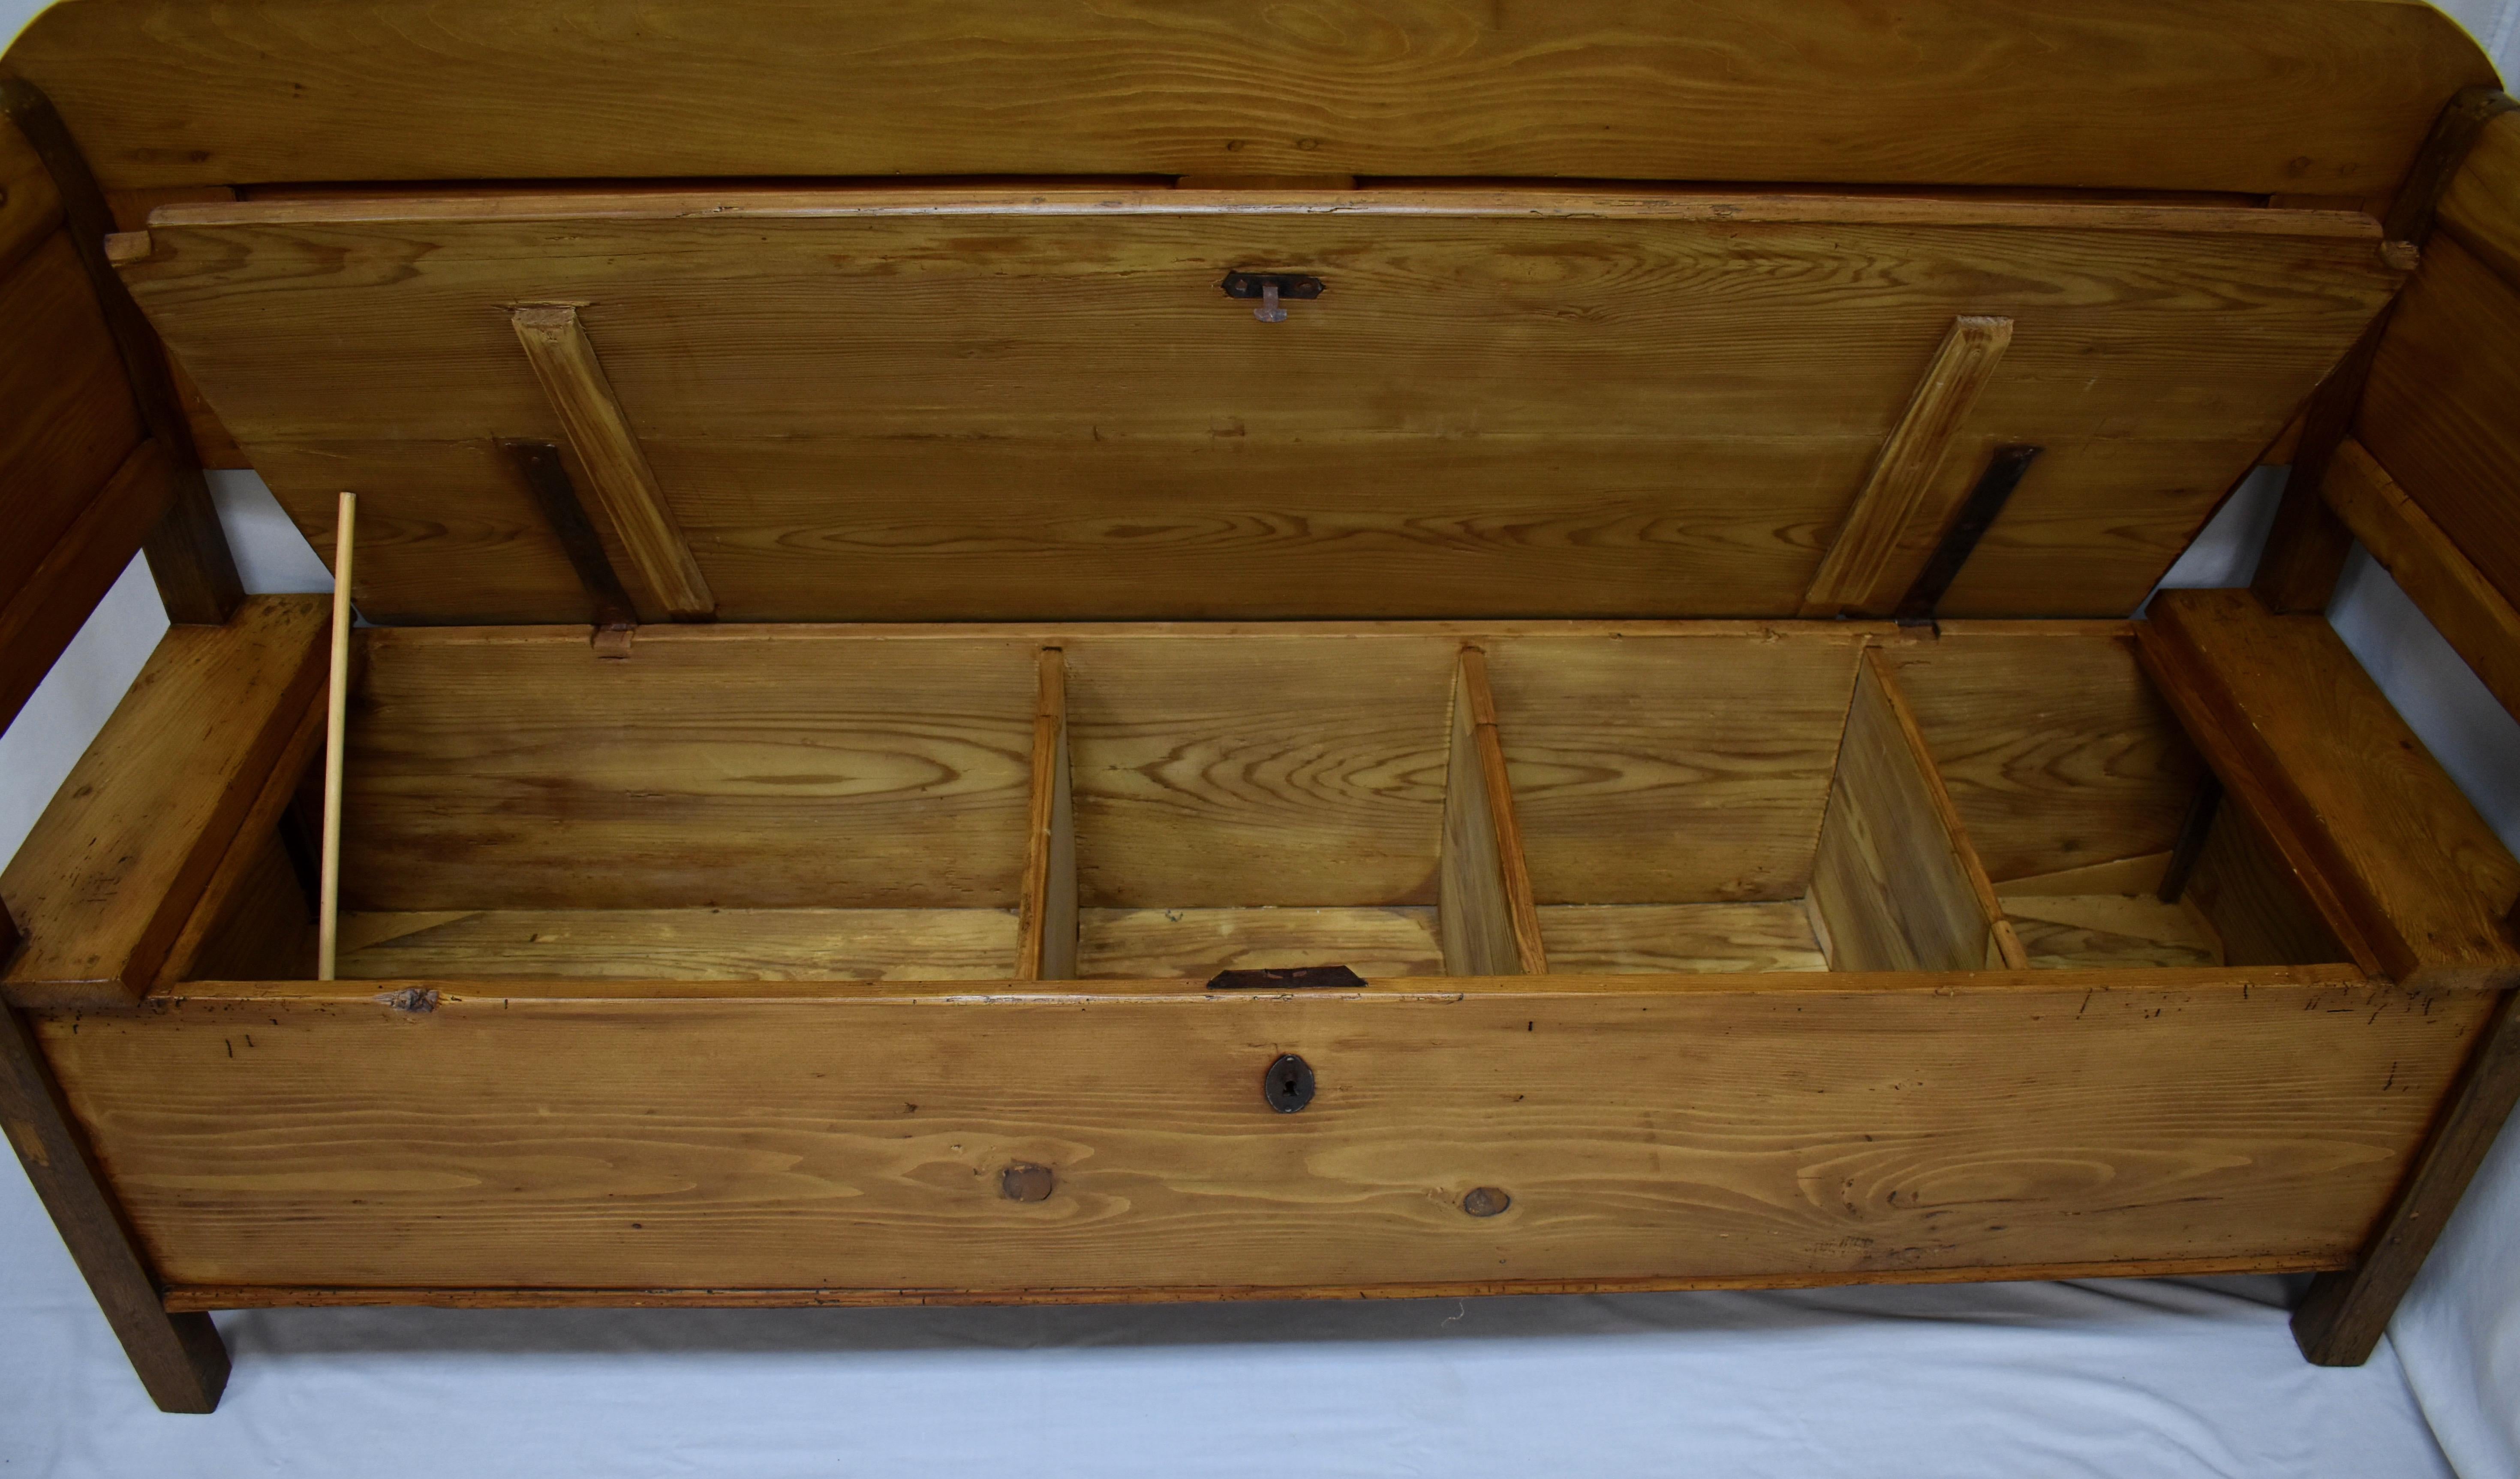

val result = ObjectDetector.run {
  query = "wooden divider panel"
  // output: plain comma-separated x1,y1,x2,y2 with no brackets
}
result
1437,648,1544,975
115,192,2399,624
1807,651,2021,972
33,973,2488,1294
1016,648,1078,982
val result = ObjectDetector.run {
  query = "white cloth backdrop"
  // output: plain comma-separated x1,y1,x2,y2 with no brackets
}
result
4,5,2517,1472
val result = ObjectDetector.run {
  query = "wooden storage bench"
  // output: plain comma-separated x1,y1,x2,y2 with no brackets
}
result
3,0,2518,1413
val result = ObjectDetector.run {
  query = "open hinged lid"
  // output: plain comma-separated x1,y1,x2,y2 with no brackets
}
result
7,0,2498,625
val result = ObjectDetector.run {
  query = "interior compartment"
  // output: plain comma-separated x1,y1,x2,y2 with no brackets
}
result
1478,633,1861,974
168,623,2352,986
1884,630,2350,970
186,628,1044,982
1062,633,1457,979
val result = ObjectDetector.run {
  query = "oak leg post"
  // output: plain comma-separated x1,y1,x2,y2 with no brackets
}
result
0,909,229,1411
2293,988,2520,1365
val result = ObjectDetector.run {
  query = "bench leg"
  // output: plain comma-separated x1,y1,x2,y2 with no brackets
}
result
0,997,229,1412
2294,988,2520,1364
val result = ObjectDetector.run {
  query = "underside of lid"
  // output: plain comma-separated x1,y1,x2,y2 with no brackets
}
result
116,187,2402,623
10,0,2494,624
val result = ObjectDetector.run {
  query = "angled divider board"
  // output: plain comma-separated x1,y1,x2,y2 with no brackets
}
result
114,190,2403,623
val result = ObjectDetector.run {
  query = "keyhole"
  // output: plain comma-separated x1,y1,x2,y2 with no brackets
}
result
1262,1053,1315,1112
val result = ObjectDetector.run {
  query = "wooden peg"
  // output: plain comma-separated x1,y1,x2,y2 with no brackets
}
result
316,491,355,982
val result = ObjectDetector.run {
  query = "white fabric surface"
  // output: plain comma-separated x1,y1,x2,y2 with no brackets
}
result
0,1160,2458,1479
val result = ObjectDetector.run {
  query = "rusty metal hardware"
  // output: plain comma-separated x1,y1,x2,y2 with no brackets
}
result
1894,443,2045,623
1206,965,1365,991
1220,270,1325,322
1261,1054,1316,1113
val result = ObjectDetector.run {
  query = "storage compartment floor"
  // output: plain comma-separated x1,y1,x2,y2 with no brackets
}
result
2001,895,2223,969
334,909,1019,981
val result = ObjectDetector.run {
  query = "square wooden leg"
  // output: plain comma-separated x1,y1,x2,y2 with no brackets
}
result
0,972,229,1413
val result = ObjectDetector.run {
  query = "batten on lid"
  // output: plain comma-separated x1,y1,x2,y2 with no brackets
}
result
509,304,715,621
1802,316,2014,618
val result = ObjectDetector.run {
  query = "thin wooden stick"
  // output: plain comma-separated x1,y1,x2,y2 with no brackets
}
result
316,491,356,981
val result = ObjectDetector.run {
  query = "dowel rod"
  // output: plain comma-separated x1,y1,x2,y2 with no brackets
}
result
316,491,355,982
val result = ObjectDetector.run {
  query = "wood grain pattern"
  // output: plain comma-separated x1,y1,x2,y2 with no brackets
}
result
1077,907,1441,980
509,306,713,621
101,182,252,469
2381,87,2519,245
158,691,325,986
1883,634,2204,883
1016,649,1078,982
335,910,1017,982
2184,800,2350,969
2253,88,2510,616
1996,853,2171,899
2440,108,2520,288
1872,647,2030,970
2359,233,2520,610
2295,987,2520,1365
1064,633,1455,908
1437,649,1542,975
2004,895,2221,970
1536,904,1825,975
1801,316,2012,616
0,230,145,607
342,628,1040,912
2324,439,2520,723
31,973,2489,1293
1,73,242,628
1807,652,2018,973
1482,634,1864,905
115,191,2399,624
2141,589,2520,989
1,1000,229,1411
5,0,2490,193
1,597,331,1009
0,108,62,278
0,437,174,734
